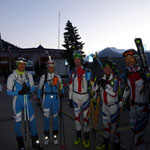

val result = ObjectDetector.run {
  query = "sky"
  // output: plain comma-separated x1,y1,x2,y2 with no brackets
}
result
0,0,150,55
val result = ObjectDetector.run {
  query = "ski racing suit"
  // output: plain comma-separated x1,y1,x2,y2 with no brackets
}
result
7,70,37,137
37,72,64,133
69,66,92,136
100,73,120,144
123,66,150,150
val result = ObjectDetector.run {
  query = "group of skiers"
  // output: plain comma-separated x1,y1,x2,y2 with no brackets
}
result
6,47,150,150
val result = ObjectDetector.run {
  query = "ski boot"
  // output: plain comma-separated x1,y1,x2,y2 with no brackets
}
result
32,135,43,150
44,131,49,145
113,143,120,150
74,130,82,145
53,130,58,145
16,136,25,150
113,135,120,150
82,132,90,148
96,138,111,150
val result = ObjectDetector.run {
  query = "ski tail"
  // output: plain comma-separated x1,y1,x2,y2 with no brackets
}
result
135,38,148,69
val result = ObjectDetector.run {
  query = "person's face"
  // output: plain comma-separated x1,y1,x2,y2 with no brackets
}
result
74,58,82,67
48,66,55,73
125,55,136,67
104,65,112,76
17,62,26,72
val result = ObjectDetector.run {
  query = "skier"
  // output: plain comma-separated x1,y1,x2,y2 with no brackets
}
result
122,49,150,150
68,50,92,148
37,58,64,145
96,58,121,150
7,55,43,150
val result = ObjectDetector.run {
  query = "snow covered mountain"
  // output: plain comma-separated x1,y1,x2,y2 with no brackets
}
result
98,47,125,57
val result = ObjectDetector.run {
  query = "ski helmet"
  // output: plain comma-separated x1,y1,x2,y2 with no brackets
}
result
47,59,56,68
16,55,27,64
73,50,82,59
123,49,139,61
102,58,114,69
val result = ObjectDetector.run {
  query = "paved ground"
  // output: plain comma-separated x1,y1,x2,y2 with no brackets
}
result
0,78,150,150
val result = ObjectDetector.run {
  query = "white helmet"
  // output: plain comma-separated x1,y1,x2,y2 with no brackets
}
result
16,55,27,64
47,60,56,68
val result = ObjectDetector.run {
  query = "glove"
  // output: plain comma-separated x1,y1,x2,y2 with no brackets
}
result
59,92,64,99
18,83,30,95
97,79,107,89
68,99,73,108
119,100,125,109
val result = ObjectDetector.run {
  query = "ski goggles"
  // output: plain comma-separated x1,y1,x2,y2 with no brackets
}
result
123,49,137,57
47,62,55,68
16,59,27,64
73,51,81,55
73,51,82,59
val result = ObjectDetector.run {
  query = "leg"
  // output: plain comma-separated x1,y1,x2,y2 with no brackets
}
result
110,104,120,150
110,104,120,144
97,104,111,150
130,106,148,150
52,98,59,131
102,104,111,140
52,97,60,144
13,97,23,137
27,97,43,149
72,93,82,144
81,96,90,148
27,99,37,137
82,97,90,133
43,98,50,132
43,97,51,145
13,97,24,149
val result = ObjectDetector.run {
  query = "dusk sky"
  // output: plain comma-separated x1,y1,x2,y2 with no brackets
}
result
0,0,150,54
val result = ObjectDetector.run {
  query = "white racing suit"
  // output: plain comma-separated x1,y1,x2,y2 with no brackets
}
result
69,66,92,138
100,73,120,144
123,67,150,150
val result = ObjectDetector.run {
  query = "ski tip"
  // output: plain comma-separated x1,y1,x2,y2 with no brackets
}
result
60,145,67,150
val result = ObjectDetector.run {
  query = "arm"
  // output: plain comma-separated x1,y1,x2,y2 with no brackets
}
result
145,70,150,81
68,71,73,100
105,77,119,97
37,75,45,99
7,74,18,96
28,73,35,92
58,76,64,94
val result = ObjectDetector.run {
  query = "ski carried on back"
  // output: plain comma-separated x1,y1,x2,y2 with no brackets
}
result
134,38,148,69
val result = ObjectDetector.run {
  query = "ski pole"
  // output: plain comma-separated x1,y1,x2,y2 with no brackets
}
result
24,95,28,149
24,94,33,150
59,97,67,150
93,94,100,149
25,94,33,149
31,92,43,113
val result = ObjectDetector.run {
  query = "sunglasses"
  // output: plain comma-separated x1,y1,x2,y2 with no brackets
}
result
123,51,135,57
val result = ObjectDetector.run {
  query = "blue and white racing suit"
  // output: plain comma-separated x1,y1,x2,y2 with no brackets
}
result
7,70,37,137
37,72,64,132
